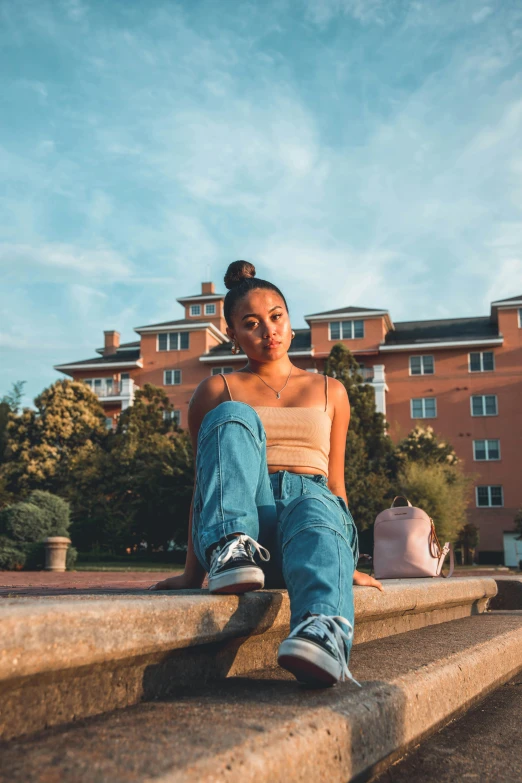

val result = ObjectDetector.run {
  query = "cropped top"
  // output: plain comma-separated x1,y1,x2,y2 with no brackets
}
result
221,373,332,476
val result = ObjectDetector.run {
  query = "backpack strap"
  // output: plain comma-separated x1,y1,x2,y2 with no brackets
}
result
390,496,412,508
436,543,454,578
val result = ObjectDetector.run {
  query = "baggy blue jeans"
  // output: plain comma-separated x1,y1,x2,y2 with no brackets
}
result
192,402,359,641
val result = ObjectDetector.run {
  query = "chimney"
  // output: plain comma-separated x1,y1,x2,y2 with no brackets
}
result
202,281,215,295
104,330,120,356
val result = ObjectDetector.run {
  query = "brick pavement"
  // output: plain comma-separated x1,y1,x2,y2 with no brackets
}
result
0,567,511,598
0,570,179,597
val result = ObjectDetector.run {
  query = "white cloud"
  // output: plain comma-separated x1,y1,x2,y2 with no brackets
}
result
0,243,132,281
472,6,493,24
304,0,389,27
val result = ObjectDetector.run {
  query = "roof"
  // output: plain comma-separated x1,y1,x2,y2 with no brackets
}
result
134,318,196,329
305,305,386,318
385,317,499,345
201,329,312,358
95,340,140,355
491,294,522,304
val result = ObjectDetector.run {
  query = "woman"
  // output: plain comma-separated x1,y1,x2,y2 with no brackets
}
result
152,261,383,687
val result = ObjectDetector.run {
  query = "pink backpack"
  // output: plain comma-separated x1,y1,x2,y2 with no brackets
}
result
373,496,454,579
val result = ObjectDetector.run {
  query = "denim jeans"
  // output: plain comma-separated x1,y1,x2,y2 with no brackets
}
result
192,402,359,641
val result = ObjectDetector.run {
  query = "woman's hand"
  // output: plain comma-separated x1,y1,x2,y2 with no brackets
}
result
353,569,384,592
149,571,205,591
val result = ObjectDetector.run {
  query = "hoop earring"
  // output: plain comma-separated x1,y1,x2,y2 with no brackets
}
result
291,330,295,339
232,340,240,355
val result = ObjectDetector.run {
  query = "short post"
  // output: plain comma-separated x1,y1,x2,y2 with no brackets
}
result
44,537,71,572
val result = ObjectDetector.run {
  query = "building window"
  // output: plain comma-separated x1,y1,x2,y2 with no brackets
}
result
518,308,522,327
409,355,434,376
411,397,437,419
163,410,181,426
473,439,500,461
158,332,189,351
471,395,498,416
469,351,495,372
211,366,233,375
84,378,113,395
476,485,503,507
164,369,182,386
306,368,319,373
105,417,114,430
329,320,364,340
120,372,130,380
204,303,216,315
190,305,201,316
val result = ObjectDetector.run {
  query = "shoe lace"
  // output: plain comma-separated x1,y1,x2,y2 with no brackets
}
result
290,614,361,687
213,535,271,570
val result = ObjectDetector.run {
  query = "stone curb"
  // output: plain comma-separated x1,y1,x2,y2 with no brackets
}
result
0,577,496,681
146,614,522,783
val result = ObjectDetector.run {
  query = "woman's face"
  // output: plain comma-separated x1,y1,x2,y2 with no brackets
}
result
227,288,292,363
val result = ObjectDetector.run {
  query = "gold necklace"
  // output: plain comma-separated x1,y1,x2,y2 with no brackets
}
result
247,367,293,399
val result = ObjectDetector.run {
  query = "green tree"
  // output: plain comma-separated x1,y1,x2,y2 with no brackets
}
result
325,344,395,530
456,523,480,565
396,425,459,467
397,461,470,543
67,384,194,554
1,379,107,494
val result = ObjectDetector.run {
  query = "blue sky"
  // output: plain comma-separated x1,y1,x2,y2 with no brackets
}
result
1,0,522,406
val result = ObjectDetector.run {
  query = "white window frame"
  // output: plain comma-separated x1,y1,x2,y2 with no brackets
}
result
163,409,182,426
211,366,233,375
470,395,498,416
410,397,437,419
473,439,501,461
157,332,189,351
190,304,201,316
105,417,114,430
518,307,522,327
204,303,216,315
476,485,504,508
328,319,365,340
84,378,114,395
164,369,182,386
409,355,434,376
468,351,495,373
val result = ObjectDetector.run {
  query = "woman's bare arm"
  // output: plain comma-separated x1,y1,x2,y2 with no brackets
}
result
326,377,384,593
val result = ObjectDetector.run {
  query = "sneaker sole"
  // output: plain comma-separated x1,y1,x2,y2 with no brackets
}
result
208,566,265,595
277,638,341,687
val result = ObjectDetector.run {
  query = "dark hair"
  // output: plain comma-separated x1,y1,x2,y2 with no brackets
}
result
223,260,289,327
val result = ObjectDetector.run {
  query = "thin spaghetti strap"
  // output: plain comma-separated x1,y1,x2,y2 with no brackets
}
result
324,373,328,412
221,373,233,401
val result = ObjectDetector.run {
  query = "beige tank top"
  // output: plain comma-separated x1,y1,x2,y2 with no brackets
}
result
221,373,332,477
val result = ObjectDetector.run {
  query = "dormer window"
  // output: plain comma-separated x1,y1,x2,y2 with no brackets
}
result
329,320,364,340
190,305,201,316
204,303,216,315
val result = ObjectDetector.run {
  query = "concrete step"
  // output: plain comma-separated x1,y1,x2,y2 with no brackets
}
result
0,577,496,740
1,613,521,783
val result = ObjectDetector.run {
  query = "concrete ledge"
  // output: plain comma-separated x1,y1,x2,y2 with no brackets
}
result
2,614,522,783
0,577,496,740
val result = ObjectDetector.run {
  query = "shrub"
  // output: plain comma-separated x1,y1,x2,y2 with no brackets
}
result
0,535,26,570
397,461,471,543
27,490,71,536
0,502,48,543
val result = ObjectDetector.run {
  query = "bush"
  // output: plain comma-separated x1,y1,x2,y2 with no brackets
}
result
66,545,78,570
0,502,48,543
0,535,26,569
27,490,71,536
397,461,471,543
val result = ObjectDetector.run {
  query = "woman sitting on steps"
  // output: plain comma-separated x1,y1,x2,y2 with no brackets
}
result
151,260,383,687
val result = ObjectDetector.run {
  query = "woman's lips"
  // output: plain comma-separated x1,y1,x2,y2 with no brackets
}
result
265,342,281,349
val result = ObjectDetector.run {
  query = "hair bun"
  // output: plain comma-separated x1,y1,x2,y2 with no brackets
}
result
224,260,256,290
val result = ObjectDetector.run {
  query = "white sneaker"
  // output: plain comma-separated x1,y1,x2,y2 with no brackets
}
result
208,535,270,594
278,613,360,687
